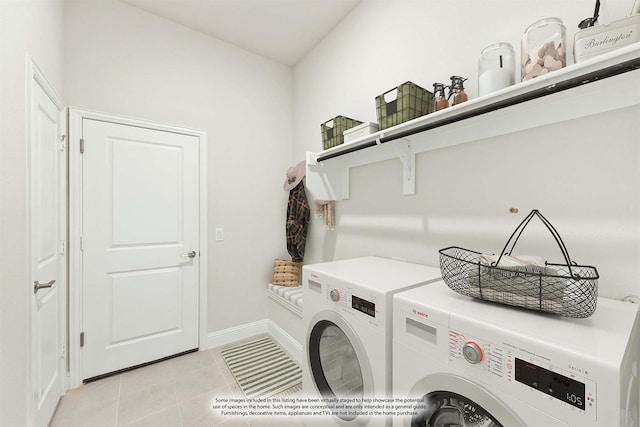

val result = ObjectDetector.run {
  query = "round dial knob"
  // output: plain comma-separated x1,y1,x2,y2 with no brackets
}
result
329,289,340,302
462,341,484,364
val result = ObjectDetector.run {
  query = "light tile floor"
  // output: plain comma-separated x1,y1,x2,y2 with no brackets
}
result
50,336,305,427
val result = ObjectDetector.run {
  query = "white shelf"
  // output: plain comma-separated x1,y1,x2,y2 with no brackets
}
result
307,43,640,200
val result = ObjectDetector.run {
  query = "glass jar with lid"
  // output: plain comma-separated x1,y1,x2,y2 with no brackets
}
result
521,17,566,81
478,42,515,96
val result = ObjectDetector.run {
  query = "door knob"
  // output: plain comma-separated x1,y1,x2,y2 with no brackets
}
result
34,279,56,294
181,250,197,258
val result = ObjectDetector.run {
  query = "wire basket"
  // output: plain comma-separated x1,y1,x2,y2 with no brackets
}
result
439,210,599,318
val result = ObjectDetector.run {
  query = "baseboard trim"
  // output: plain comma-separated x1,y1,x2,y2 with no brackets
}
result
205,319,269,349
268,320,303,365
205,319,303,365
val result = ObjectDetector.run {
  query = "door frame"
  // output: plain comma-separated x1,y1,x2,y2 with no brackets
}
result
26,55,67,426
67,108,208,388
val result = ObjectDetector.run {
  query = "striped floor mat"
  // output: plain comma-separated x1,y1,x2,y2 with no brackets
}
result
221,336,302,398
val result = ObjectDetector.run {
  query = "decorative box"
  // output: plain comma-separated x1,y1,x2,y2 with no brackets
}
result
343,122,379,144
574,14,640,63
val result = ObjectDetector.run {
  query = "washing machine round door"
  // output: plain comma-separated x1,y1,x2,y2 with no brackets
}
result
307,310,373,422
408,374,526,427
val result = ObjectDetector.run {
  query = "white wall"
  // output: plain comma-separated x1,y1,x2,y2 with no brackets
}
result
294,0,640,300
0,1,65,424
64,0,294,333
1,3,637,421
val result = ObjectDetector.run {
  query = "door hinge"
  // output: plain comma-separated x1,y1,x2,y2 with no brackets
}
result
60,343,66,359
59,134,66,152
80,236,83,252
80,138,85,154
80,332,85,348
60,239,66,255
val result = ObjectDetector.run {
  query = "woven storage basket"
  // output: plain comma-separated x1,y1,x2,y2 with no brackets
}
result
375,81,434,130
321,116,363,150
439,210,599,318
272,259,302,287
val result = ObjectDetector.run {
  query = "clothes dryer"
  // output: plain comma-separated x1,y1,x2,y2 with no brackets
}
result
392,281,640,426
302,257,442,427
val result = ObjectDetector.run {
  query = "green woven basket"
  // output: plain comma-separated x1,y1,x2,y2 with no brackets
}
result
375,81,434,131
321,115,363,150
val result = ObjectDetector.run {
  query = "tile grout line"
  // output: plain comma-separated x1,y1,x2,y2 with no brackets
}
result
171,366,182,426
52,347,250,426
114,373,122,427
171,376,185,427
116,378,182,427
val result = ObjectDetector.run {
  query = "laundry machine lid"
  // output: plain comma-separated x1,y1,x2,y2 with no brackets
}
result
303,256,442,294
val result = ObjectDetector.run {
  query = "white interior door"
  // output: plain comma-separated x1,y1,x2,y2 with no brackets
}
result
81,119,200,381
30,76,66,426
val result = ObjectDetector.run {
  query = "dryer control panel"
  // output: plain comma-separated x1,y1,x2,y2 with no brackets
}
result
448,329,597,424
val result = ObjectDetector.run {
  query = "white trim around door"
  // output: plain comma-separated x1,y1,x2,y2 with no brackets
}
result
67,108,208,388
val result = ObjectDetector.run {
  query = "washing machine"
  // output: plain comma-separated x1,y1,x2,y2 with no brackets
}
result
393,281,640,427
302,256,442,427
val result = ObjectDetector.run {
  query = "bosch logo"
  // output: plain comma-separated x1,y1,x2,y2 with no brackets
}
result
311,274,319,278
413,309,429,318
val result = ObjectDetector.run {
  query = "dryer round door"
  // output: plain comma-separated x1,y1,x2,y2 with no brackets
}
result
406,374,526,427
307,310,374,423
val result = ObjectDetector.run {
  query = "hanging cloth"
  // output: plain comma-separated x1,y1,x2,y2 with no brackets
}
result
314,200,335,230
286,181,310,262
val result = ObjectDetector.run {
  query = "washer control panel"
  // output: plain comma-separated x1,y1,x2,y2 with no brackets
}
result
448,329,597,423
326,286,379,324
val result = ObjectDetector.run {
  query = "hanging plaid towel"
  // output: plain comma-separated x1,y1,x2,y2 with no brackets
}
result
286,181,310,262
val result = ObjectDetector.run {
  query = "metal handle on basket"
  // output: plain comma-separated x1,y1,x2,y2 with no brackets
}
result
494,209,574,276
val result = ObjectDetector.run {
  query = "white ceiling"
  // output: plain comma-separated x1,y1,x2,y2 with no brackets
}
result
121,0,361,66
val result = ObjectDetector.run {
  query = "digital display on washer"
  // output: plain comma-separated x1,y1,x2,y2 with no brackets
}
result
352,295,375,318
515,358,585,410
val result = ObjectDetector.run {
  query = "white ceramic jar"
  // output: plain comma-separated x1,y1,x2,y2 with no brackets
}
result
521,17,566,81
478,42,516,96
